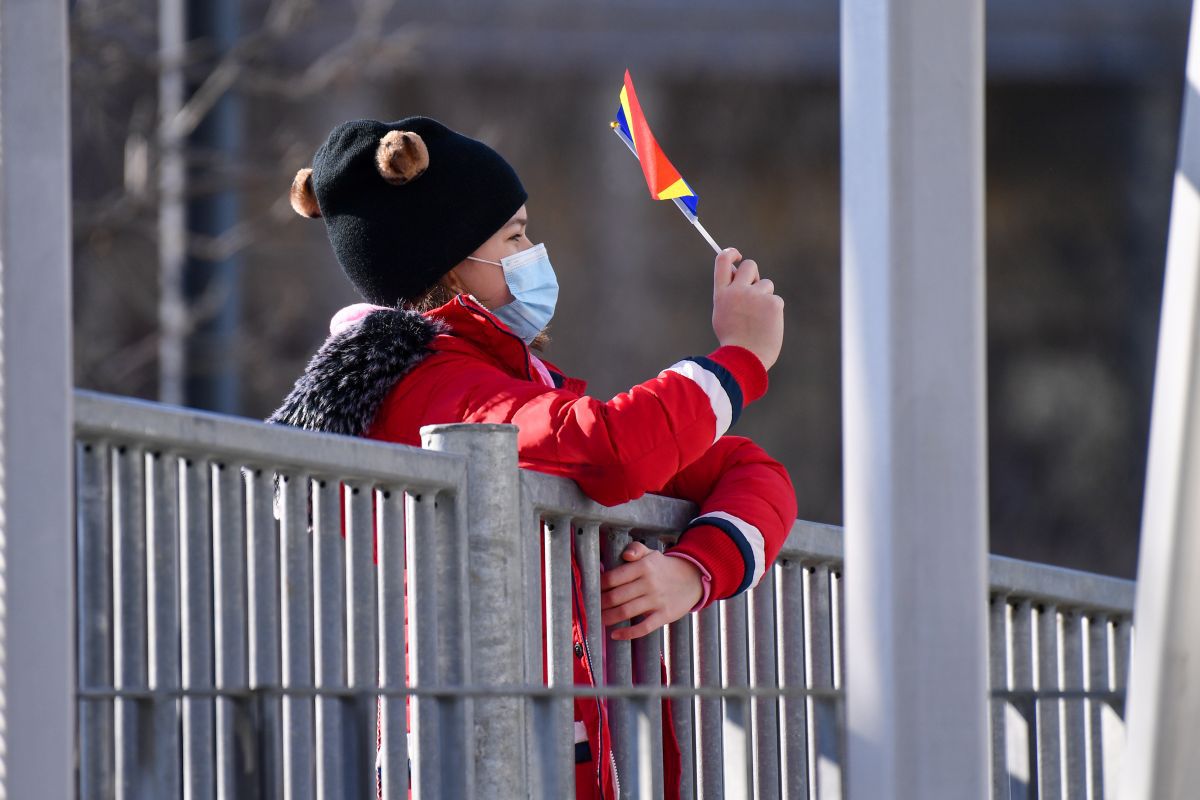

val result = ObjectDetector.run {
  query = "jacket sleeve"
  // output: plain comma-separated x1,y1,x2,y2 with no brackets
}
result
379,345,769,506
658,436,797,604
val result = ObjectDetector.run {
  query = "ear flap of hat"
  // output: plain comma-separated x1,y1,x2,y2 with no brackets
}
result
376,130,429,186
290,168,322,218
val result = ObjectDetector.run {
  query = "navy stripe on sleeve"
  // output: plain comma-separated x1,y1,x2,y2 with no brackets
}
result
687,355,744,426
686,514,755,596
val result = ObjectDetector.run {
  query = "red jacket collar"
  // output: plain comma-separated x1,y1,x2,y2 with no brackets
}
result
427,295,587,394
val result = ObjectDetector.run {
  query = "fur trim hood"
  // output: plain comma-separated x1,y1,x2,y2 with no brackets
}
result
267,307,445,437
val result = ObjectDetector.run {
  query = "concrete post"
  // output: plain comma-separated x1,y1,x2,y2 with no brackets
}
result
840,0,990,796
1123,1,1200,795
422,423,527,795
0,0,74,796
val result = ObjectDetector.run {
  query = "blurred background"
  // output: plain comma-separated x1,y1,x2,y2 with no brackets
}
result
70,0,1191,578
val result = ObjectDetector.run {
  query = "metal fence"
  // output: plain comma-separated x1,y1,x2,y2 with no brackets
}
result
73,390,1134,798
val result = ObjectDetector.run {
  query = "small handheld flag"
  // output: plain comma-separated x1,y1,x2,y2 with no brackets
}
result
612,70,722,254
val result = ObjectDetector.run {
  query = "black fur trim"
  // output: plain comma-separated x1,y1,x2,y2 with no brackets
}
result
267,308,445,437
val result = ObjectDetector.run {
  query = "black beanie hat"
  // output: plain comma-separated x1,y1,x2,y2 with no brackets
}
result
289,117,528,305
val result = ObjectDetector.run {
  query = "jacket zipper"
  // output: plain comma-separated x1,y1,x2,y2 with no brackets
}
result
571,557,620,796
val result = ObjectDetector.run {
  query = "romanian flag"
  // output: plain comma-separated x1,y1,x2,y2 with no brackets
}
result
613,70,699,217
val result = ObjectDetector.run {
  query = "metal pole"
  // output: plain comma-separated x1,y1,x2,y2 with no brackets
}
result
159,0,186,405
0,0,74,795
840,0,989,796
1123,1,1200,795
183,0,241,412
422,423,523,796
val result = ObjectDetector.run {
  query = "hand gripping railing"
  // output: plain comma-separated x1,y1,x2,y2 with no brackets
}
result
72,390,1134,799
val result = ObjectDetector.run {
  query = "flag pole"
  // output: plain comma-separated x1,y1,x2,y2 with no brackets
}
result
610,124,722,255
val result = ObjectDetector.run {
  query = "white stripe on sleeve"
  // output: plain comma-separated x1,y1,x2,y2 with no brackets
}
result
664,360,733,443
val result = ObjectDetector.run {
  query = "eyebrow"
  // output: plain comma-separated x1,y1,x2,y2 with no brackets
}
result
507,216,528,229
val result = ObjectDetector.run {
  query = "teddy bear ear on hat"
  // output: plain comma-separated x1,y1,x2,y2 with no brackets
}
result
290,167,322,218
376,130,429,186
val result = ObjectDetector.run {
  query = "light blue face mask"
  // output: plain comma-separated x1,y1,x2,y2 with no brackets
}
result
468,242,559,344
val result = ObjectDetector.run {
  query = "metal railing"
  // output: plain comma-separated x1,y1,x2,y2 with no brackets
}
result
73,391,1134,798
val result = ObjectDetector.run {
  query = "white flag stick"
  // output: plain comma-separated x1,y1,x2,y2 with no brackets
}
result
610,124,722,254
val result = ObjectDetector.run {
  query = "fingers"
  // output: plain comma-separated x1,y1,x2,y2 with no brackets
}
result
756,278,775,295
600,580,645,611
713,247,742,289
600,542,654,590
602,595,657,627
612,611,668,641
599,561,639,590
621,541,652,562
732,258,760,285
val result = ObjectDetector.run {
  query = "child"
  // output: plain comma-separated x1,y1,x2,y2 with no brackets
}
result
271,117,797,799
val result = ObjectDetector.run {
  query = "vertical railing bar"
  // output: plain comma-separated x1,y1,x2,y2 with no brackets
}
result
530,698,558,800
575,519,609,798
1087,614,1111,800
346,482,380,797
776,559,809,800
1106,616,1131,797
181,455,216,799
666,598,696,799
1010,598,1037,799
833,567,846,791
518,485,544,794
113,443,148,800
311,478,346,800
546,514,578,798
631,535,665,800
280,472,315,800
832,568,845,691
213,459,251,797
377,486,409,800
1112,618,1132,700
695,602,723,799
721,592,753,798
246,467,283,797
406,490,441,799
1037,604,1064,800
577,521,606,689
432,486,473,799
989,595,1012,800
750,567,780,800
1061,610,1087,798
148,449,182,799
807,564,841,800
603,527,637,793
520,501,549,800
77,439,115,799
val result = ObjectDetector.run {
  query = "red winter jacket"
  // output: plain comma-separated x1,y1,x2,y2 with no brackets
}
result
269,294,797,798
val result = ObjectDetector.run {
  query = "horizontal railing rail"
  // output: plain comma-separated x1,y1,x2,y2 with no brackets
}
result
72,391,1134,798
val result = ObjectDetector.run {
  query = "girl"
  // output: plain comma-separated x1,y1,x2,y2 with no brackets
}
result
271,116,797,798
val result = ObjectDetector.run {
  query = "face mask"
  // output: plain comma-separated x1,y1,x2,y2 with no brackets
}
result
467,243,559,344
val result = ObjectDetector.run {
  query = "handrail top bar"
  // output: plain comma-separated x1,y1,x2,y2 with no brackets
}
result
74,390,1136,615
780,519,845,564
989,554,1135,614
521,469,846,564
521,468,697,531
74,390,466,490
